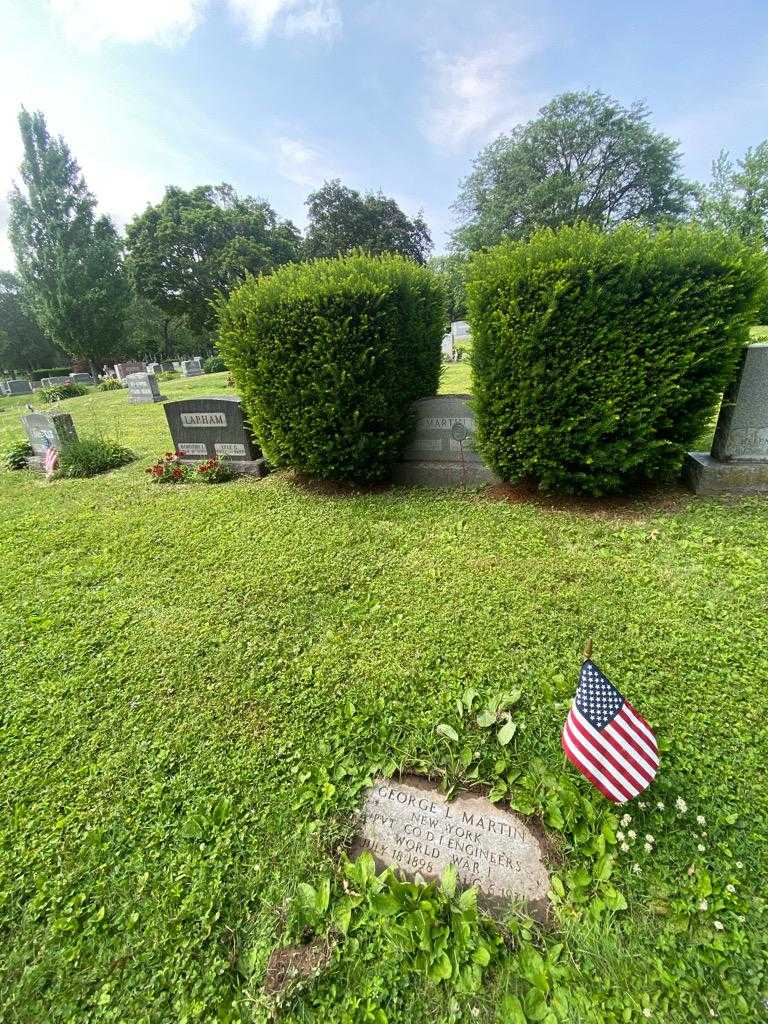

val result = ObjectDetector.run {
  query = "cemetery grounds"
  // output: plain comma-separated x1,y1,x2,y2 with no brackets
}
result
0,366,767,1022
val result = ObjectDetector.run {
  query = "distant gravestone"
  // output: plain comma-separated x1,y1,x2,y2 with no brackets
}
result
41,375,71,387
392,394,497,487
181,359,202,377
161,361,175,372
114,360,146,382
146,362,162,376
21,410,78,470
163,396,265,474
69,372,93,385
125,371,166,405
5,379,33,395
684,343,768,495
353,777,551,922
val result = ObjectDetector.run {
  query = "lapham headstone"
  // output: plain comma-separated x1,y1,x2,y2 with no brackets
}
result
392,394,497,487
125,371,166,404
163,396,266,475
21,410,78,471
684,343,768,495
353,777,551,922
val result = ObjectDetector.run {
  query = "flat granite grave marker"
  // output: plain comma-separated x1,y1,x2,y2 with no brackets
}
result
163,396,266,475
21,411,78,470
392,394,497,487
684,343,768,495
125,371,166,405
353,776,551,922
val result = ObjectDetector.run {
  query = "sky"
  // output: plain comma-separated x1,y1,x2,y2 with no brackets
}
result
1,0,767,270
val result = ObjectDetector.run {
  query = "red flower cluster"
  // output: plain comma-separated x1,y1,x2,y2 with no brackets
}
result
146,450,191,483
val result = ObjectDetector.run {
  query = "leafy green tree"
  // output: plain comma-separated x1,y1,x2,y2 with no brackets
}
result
125,184,301,334
8,109,130,373
0,271,65,372
123,292,207,361
428,253,469,321
303,180,432,263
453,91,693,251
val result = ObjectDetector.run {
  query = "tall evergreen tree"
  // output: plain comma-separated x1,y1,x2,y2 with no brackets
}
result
8,109,129,372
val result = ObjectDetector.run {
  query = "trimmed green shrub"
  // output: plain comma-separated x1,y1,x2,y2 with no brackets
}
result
468,224,768,495
30,366,71,381
38,382,88,403
203,354,227,373
218,252,444,482
56,438,135,478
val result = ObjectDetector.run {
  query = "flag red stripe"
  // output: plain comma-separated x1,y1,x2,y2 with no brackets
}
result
562,717,633,801
565,717,638,801
606,715,659,773
615,707,659,767
562,727,622,803
573,707,656,786
624,701,658,749
569,709,650,792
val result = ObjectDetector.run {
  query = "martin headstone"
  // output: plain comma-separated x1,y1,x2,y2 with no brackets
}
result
684,343,768,495
21,410,78,471
114,360,146,382
4,379,33,395
354,777,551,922
393,394,497,487
125,371,167,405
181,359,202,377
163,396,265,475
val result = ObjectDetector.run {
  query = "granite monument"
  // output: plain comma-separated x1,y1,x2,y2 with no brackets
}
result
163,396,265,475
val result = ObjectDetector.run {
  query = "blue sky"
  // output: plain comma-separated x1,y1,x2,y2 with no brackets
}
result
1,0,767,269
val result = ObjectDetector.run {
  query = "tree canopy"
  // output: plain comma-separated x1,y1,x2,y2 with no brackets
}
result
8,109,130,369
453,91,693,251
303,180,432,263
0,271,65,372
696,142,768,248
125,184,301,334
428,253,469,322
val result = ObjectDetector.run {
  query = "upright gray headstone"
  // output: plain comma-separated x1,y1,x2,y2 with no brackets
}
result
114,360,146,382
393,394,497,487
171,361,182,371
684,343,768,495
125,371,167,405
68,372,93,385
161,361,175,372
146,362,162,376
181,359,202,378
41,376,71,387
163,396,265,474
21,411,78,470
5,379,33,395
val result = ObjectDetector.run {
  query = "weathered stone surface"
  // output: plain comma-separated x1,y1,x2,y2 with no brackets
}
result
4,379,33,395
163,395,266,475
40,375,70,387
712,344,768,462
114,361,146,382
181,359,202,377
68,372,93,384
124,372,166,405
21,411,78,470
393,395,497,488
353,776,551,921
683,451,768,495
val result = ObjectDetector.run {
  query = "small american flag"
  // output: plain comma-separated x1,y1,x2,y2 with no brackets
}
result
43,441,59,479
562,659,659,803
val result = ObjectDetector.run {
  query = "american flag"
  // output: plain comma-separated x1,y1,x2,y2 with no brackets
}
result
561,660,659,803
43,441,59,479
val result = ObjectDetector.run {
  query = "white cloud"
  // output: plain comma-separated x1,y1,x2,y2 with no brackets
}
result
47,0,207,48
275,136,328,188
421,33,542,151
226,0,341,43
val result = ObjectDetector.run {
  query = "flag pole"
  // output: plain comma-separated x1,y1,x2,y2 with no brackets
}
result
582,637,593,662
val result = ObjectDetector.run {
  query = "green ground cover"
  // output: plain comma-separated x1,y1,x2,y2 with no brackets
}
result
0,370,766,1022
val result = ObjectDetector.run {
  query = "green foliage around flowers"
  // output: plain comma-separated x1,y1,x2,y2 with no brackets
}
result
55,436,135,478
218,251,444,482
38,381,88,403
146,450,194,483
468,223,768,495
98,376,123,392
2,439,34,470
195,456,236,483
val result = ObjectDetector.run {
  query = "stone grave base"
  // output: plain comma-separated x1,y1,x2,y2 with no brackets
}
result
392,459,497,488
179,456,269,477
683,452,768,496
130,393,167,405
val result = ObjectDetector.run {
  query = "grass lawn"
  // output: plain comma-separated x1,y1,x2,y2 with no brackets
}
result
0,370,766,1023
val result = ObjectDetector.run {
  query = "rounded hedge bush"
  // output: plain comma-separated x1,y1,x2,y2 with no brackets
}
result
468,223,767,495
218,253,444,482
203,354,227,374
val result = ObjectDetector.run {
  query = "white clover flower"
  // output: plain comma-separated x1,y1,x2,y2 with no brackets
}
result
687,865,695,876
645,834,655,843
736,861,743,869
675,797,688,813
621,842,630,853
698,844,706,852
643,1009,652,1019
726,884,736,894
696,815,706,825
656,801,665,811
644,842,653,853
627,829,637,840
713,920,724,931
616,831,625,842
471,1008,480,1019
621,813,632,827
639,800,647,808
709,1010,716,1019
699,899,708,911
632,863,641,875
